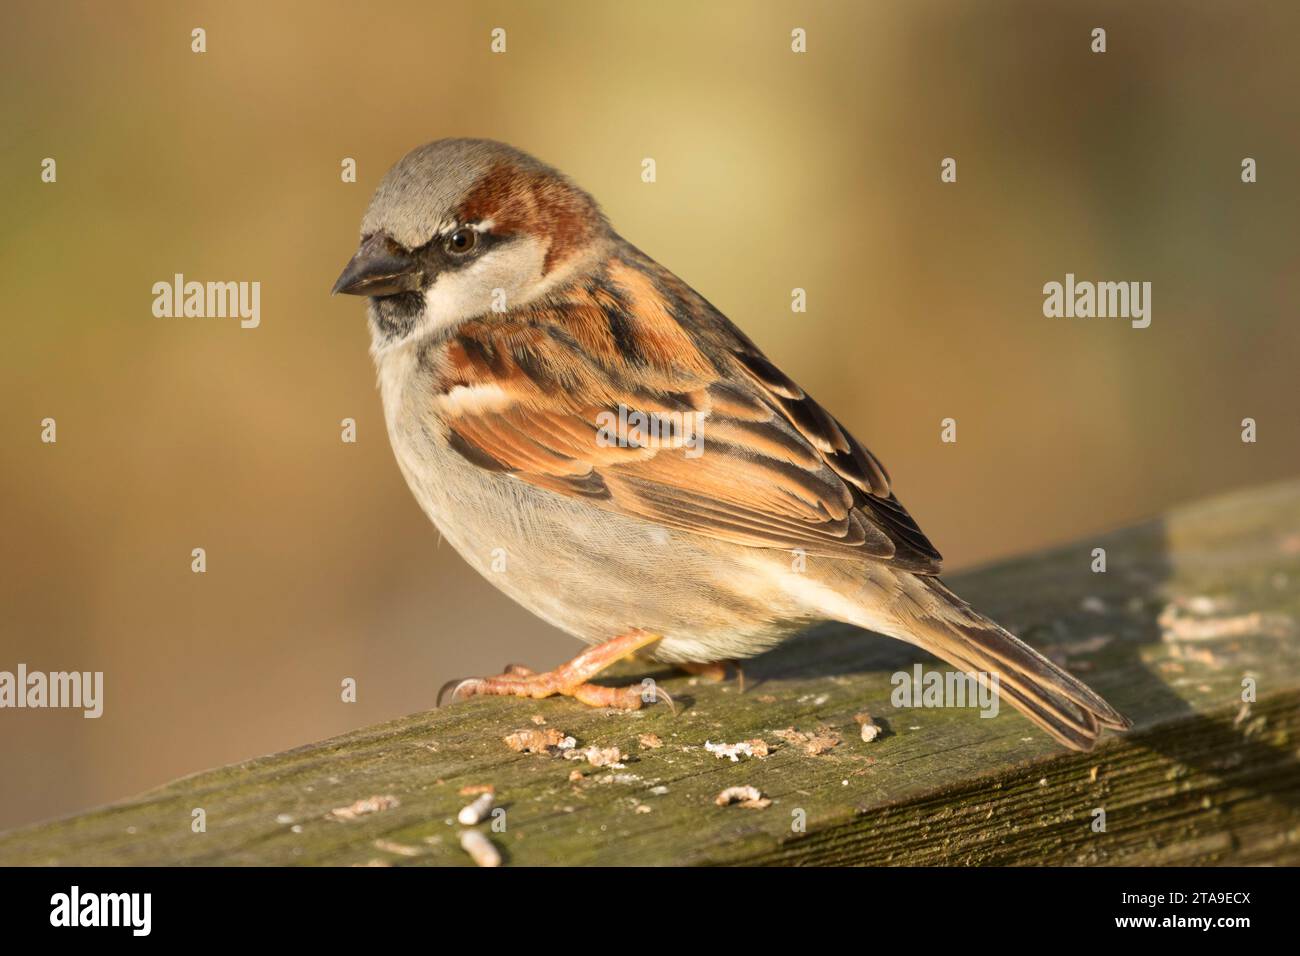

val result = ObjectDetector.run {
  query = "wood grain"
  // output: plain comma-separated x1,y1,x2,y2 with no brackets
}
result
4,481,1299,866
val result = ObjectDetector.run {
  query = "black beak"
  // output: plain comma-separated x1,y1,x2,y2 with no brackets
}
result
331,234,424,296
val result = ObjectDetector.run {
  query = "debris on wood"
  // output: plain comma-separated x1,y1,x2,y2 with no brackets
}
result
1056,634,1114,657
714,785,772,809
503,728,575,754
638,733,664,750
756,694,777,704
1168,643,1222,667
529,714,547,725
1080,596,1107,614
326,795,400,822
1158,599,1292,642
773,728,803,747
704,739,769,761
635,804,652,814
1240,713,1269,739
774,726,841,755
1186,595,1233,615
459,829,501,868
594,773,642,785
458,784,494,796
854,712,883,743
563,745,625,767
373,838,423,857
1090,765,1101,783
1234,702,1252,727
457,791,495,826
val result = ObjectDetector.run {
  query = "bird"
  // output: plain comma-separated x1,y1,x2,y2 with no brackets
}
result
332,138,1131,751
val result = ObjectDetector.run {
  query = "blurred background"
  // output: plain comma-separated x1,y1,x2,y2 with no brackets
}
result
1,0,1297,831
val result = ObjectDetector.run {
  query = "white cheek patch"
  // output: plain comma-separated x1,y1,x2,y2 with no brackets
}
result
419,239,548,332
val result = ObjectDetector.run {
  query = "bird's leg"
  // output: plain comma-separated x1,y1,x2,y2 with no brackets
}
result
439,628,673,711
677,660,746,694
677,661,726,682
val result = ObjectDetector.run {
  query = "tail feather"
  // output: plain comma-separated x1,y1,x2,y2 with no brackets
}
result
900,578,1132,751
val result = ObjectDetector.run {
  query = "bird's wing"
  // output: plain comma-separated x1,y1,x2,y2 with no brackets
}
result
428,253,942,573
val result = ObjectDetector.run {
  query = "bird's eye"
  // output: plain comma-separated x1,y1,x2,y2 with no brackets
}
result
446,228,478,255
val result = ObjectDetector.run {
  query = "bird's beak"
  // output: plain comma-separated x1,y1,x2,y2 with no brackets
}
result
331,234,424,296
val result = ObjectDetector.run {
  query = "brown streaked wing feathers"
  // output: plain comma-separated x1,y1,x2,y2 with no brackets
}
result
433,256,943,573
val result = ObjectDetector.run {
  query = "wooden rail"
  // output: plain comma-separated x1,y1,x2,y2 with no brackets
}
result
4,481,1300,865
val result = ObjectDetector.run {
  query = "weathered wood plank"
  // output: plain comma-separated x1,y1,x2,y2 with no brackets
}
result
4,481,1300,866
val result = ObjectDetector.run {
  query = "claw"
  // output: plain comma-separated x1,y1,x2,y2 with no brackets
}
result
652,684,676,715
437,677,482,707
432,630,669,713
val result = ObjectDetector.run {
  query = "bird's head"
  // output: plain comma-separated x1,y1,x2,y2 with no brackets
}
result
333,138,610,348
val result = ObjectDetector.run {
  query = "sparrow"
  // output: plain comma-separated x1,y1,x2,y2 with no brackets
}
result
333,138,1131,751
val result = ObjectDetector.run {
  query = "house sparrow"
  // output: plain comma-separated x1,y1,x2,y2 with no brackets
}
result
333,138,1131,751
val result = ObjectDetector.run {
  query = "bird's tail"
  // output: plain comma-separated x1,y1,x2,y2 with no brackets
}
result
890,577,1131,751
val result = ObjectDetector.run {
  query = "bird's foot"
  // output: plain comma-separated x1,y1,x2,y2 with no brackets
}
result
677,660,745,694
438,628,674,713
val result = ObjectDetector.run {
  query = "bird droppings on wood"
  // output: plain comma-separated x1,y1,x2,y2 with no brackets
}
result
326,795,400,822
774,726,842,755
458,791,495,825
704,739,769,761
459,830,501,867
638,733,664,749
529,714,547,725
715,786,772,809
503,728,574,754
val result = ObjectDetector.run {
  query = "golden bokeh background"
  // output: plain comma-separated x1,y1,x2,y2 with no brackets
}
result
1,0,1297,830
